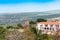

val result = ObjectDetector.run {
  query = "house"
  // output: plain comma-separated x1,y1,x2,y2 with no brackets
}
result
36,22,60,35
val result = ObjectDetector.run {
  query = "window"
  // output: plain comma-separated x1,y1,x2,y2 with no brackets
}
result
40,25,43,30
56,25,59,27
56,25,59,28
50,28,51,30
53,28,54,31
44,27,49,30
47,27,49,30
44,27,46,30
45,25,48,27
40,25,43,27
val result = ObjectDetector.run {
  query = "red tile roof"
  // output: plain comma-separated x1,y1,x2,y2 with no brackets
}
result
37,22,60,25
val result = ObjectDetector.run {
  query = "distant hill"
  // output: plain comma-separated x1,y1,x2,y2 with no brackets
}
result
0,10,60,25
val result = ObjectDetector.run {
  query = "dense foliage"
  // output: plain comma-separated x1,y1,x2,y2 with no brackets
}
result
7,26,14,29
0,26,6,40
17,23,23,29
29,20,36,24
37,18,47,22
30,18,47,24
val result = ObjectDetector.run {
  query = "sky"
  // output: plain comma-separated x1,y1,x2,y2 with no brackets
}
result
0,0,60,13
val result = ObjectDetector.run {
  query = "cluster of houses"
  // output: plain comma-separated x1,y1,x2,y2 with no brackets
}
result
36,22,60,35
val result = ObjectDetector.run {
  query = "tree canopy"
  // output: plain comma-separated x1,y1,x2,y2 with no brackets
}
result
17,23,23,29
37,18,47,22
29,20,36,24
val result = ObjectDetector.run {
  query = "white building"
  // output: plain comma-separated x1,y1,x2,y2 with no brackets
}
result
36,22,60,35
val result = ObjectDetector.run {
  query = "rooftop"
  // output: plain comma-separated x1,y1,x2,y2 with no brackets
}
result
37,22,60,25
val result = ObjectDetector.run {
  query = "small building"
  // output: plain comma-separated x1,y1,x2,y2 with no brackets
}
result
36,22,60,35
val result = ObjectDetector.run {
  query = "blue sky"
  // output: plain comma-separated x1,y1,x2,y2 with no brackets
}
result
0,0,60,13
0,0,54,4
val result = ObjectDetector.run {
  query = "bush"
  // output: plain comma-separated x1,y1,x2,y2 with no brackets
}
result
6,26,14,29
17,23,23,29
29,20,36,24
37,18,47,22
0,26,6,40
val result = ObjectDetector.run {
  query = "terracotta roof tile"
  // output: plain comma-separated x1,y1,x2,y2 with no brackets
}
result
37,22,60,25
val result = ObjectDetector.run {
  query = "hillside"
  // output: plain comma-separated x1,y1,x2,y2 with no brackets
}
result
0,10,60,25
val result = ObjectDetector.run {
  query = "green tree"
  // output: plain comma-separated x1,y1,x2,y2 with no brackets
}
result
29,20,36,24
6,26,13,29
30,27,37,35
37,18,47,22
17,23,23,29
0,26,6,40
30,26,43,40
